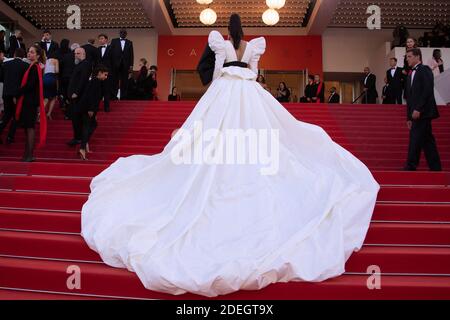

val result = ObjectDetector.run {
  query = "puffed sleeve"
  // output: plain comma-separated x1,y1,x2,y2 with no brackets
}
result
248,37,266,75
208,30,226,81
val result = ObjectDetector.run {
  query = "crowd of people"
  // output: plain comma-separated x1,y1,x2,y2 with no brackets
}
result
365,36,447,105
0,28,158,161
0,27,447,163
256,73,336,104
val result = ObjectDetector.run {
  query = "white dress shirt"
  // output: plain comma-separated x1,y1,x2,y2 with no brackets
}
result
390,68,396,78
411,63,420,85
101,44,107,57
120,39,125,51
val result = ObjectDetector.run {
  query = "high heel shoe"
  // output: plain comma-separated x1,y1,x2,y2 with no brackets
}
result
47,113,53,120
79,149,88,160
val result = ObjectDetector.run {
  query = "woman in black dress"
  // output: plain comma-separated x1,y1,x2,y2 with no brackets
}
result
15,45,46,162
168,86,181,101
276,82,290,103
302,75,315,103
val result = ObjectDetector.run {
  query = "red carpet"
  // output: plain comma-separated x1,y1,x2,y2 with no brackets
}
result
0,101,449,299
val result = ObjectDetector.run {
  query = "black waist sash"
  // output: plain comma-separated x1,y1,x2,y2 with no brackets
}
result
223,61,248,68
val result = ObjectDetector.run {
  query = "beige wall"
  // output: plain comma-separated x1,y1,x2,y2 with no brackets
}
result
322,27,428,73
26,28,159,70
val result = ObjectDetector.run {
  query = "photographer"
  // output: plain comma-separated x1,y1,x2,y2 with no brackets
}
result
276,82,290,103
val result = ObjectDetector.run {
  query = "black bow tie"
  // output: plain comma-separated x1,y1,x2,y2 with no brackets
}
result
101,46,106,48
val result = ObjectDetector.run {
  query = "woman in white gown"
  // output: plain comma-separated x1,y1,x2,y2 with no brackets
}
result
81,14,380,297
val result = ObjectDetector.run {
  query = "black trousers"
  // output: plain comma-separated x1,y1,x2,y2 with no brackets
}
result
112,61,130,100
0,96,18,140
59,77,71,108
406,118,442,171
69,99,82,141
362,94,377,104
394,89,403,104
81,112,98,149
102,77,112,111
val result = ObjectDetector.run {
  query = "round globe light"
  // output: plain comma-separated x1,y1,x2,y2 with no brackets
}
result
262,8,280,26
266,0,286,10
200,8,217,25
196,0,213,5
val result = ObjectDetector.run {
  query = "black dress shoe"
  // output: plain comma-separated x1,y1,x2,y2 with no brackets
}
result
67,139,81,146
22,157,36,162
6,137,14,145
403,166,416,171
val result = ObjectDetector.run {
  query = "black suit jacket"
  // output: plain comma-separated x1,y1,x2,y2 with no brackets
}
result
67,59,91,98
78,78,104,113
386,67,403,91
364,73,378,99
328,93,340,103
7,35,26,58
304,84,315,100
97,45,113,70
406,64,439,121
40,41,59,59
1,58,29,97
82,43,100,68
382,84,396,104
197,43,215,86
110,38,134,69
0,38,5,55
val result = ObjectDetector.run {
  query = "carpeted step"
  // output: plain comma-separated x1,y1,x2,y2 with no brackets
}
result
1,230,449,274
0,256,449,299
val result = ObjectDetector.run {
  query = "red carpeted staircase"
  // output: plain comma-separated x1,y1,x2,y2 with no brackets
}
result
0,101,449,300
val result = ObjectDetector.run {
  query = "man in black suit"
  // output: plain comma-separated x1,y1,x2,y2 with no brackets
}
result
77,65,109,159
362,67,378,104
82,39,100,71
327,87,340,104
67,47,92,146
382,77,396,104
110,29,134,100
40,30,59,59
386,58,404,104
7,30,26,58
0,30,5,55
60,43,79,115
97,34,113,111
0,48,28,144
404,48,441,171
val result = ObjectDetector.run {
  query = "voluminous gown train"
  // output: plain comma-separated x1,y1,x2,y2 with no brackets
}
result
81,31,380,297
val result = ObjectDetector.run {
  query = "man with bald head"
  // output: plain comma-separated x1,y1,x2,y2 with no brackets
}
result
362,67,378,104
67,47,92,146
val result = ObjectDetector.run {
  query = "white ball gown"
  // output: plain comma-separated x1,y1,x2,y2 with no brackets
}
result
81,31,380,297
